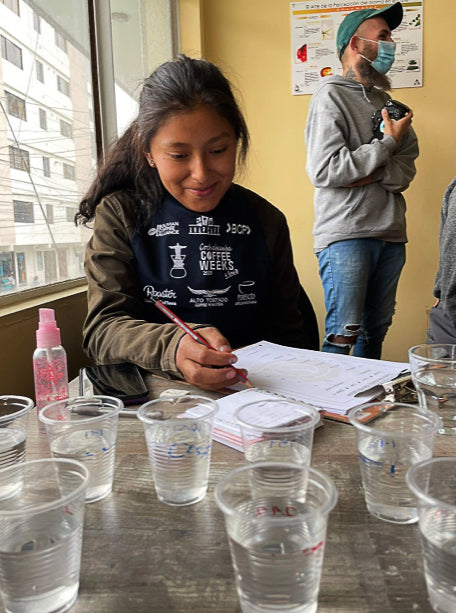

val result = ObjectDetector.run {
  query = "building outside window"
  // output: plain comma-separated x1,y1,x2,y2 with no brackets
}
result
0,0,176,297
5,90,26,119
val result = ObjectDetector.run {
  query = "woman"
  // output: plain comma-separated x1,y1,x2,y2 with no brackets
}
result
77,55,318,391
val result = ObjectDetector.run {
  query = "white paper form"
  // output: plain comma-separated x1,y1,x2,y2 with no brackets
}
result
234,341,409,415
186,388,315,452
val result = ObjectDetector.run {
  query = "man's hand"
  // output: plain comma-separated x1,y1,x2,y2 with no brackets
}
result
175,327,247,391
382,107,413,144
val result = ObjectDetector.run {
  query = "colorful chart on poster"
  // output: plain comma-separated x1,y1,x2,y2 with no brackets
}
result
291,0,423,95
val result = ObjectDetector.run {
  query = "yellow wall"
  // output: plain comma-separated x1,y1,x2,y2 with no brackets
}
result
181,0,456,362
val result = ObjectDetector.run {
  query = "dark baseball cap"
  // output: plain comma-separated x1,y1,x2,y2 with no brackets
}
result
336,2,403,59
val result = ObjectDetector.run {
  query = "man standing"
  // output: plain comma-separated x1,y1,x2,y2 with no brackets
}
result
305,2,419,359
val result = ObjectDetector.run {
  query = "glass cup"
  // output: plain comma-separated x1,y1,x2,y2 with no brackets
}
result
215,461,337,613
409,343,456,435
348,402,441,524
235,398,320,465
406,457,456,613
137,394,218,506
0,458,89,613
0,396,34,499
39,395,123,503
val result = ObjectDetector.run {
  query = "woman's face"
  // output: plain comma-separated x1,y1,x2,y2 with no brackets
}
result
147,105,237,213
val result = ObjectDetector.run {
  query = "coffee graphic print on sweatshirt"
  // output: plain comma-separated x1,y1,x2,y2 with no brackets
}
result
131,186,271,347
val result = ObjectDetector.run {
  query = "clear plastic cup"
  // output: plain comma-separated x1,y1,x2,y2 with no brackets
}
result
138,394,218,506
406,457,456,613
235,398,319,465
215,461,337,613
409,343,456,435
0,458,89,613
348,402,441,524
39,395,123,503
0,396,34,500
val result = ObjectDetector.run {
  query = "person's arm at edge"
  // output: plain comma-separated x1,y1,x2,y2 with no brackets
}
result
82,192,231,380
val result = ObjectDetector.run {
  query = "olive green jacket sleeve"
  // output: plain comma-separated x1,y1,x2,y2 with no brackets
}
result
82,188,315,377
83,191,197,378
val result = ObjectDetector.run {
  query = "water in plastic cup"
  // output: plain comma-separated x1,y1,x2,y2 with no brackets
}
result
138,395,218,506
409,344,456,435
0,458,88,613
406,457,456,613
0,396,34,500
215,461,337,613
235,398,319,465
348,402,441,524
39,396,123,503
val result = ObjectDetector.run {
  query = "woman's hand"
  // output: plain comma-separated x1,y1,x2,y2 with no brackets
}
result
176,327,248,391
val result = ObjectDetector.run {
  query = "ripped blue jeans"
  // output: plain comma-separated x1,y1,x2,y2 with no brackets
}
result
317,239,406,359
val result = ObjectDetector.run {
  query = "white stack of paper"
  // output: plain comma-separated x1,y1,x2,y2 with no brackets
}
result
232,341,409,417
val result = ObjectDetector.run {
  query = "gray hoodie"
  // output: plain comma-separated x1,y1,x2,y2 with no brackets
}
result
434,177,456,322
305,76,419,252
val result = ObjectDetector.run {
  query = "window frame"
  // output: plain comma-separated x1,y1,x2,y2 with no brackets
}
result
5,90,26,120
1,35,23,69
13,200,34,223
35,60,44,83
9,145,30,171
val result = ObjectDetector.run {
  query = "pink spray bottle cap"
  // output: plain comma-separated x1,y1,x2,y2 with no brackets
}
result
36,308,61,348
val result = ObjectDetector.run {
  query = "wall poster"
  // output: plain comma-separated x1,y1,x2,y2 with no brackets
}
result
291,1,423,95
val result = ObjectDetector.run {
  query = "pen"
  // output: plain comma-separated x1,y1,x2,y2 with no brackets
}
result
151,298,253,387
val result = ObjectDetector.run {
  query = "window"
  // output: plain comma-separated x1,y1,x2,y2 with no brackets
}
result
13,200,34,223
1,35,22,69
5,91,26,120
33,12,41,33
0,1,176,297
36,60,44,83
63,163,75,180
46,204,54,224
66,207,77,222
1,0,19,15
9,146,29,171
57,75,70,96
60,119,72,139
39,108,47,130
55,31,67,53
42,157,50,177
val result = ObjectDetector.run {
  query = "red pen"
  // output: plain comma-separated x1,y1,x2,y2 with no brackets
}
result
152,298,253,387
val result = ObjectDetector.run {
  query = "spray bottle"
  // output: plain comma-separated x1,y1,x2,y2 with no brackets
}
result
33,308,69,428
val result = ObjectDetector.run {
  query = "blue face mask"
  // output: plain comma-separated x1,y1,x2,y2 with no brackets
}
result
358,38,396,75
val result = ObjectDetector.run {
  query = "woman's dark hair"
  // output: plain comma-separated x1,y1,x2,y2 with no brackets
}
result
76,55,250,225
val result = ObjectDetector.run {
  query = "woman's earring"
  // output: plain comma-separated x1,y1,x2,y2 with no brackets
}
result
146,155,155,168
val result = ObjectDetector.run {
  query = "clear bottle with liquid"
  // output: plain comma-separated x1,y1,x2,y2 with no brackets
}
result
33,308,69,427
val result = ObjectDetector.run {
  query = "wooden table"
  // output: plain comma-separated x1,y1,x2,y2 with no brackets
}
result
21,375,456,613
